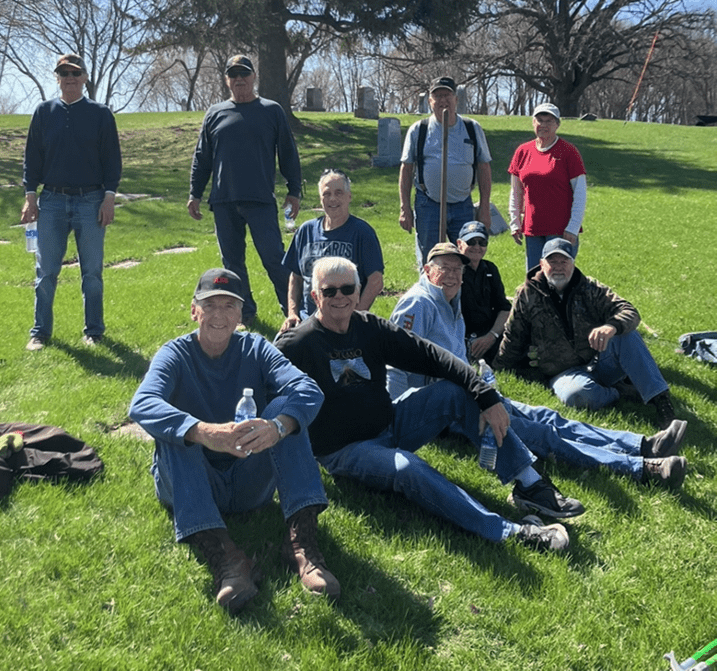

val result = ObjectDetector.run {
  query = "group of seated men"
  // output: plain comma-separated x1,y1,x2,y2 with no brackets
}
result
130,190,687,615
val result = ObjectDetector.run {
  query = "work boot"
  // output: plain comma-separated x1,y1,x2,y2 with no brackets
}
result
641,419,688,458
650,391,676,430
642,456,687,489
188,528,258,614
282,505,340,600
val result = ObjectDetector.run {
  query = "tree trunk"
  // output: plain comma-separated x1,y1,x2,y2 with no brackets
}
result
256,0,295,123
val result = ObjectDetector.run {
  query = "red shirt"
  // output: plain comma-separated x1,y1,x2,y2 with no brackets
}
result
508,137,586,236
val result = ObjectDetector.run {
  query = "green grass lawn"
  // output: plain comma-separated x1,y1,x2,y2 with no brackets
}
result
0,110,716,670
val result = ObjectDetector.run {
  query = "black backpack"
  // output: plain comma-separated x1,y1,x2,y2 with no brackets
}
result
416,116,479,193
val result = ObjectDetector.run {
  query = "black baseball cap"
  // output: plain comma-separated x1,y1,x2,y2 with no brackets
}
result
541,239,575,260
194,268,244,302
430,76,456,94
55,54,87,73
225,55,254,75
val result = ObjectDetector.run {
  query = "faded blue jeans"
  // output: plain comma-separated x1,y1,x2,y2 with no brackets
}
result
32,189,106,338
151,398,328,542
414,190,475,267
317,380,535,543
549,330,669,410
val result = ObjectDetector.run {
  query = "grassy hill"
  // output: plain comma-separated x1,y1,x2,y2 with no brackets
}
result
0,110,715,670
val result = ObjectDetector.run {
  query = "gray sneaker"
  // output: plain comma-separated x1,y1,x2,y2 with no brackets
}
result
26,336,47,351
515,514,569,552
509,475,585,519
642,456,687,489
641,419,687,458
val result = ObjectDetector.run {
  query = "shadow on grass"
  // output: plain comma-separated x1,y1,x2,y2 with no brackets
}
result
52,335,150,379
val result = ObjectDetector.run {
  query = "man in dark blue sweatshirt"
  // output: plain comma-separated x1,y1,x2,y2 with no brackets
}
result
22,54,122,351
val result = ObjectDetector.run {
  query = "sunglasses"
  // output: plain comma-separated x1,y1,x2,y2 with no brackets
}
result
57,70,83,78
465,237,488,247
227,69,252,78
320,284,356,298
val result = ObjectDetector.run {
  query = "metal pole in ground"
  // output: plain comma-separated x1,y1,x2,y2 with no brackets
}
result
439,108,449,242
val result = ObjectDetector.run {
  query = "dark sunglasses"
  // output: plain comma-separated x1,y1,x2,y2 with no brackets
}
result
320,284,356,298
57,70,83,78
465,237,488,247
227,69,252,78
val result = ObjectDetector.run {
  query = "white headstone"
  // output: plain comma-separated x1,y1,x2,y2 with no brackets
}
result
457,85,468,114
372,118,402,167
355,87,379,119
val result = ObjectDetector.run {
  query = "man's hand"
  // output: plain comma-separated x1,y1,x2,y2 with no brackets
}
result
187,418,285,458
470,334,496,360
21,195,38,224
283,195,300,220
187,197,203,220
280,314,301,333
476,203,492,231
511,226,523,245
563,231,578,246
399,206,414,233
479,402,510,447
98,194,115,228
588,324,617,352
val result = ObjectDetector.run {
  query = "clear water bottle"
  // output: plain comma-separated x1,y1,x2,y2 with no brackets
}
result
235,388,257,423
25,221,38,253
478,358,497,390
283,205,295,232
478,358,499,471
479,425,498,471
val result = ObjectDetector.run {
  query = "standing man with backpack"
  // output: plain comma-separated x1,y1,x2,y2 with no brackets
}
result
399,76,492,267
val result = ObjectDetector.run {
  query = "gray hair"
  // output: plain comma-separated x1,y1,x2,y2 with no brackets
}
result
311,257,361,295
318,169,351,194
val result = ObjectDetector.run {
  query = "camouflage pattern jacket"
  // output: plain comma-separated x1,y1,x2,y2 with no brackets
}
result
494,266,640,379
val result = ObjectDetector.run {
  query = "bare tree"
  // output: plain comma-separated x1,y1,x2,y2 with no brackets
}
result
0,0,155,111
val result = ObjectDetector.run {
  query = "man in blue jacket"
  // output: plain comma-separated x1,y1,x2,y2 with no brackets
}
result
130,268,339,614
188,55,300,325
21,54,122,351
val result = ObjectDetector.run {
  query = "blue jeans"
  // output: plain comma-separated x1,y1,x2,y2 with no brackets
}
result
549,330,669,410
414,190,475,267
32,189,106,338
151,398,328,541
317,381,535,543
525,234,579,271
506,400,644,480
212,201,290,320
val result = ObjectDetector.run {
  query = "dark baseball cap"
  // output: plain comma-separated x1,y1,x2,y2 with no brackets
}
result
225,55,254,74
541,238,575,260
427,242,469,265
458,221,488,242
430,76,456,94
55,54,87,73
194,268,244,302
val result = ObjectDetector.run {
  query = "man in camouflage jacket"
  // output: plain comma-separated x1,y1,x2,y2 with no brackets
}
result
494,239,676,428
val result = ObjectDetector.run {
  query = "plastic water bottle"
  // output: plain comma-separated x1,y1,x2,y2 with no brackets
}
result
235,388,257,423
283,205,295,232
478,359,498,471
25,221,38,252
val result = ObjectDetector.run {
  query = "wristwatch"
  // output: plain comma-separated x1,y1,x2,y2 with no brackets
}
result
272,417,288,440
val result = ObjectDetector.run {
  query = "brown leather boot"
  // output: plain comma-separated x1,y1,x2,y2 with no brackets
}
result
282,506,340,600
188,528,258,614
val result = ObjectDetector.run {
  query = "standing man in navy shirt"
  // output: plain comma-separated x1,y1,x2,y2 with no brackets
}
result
21,54,122,351
188,55,301,326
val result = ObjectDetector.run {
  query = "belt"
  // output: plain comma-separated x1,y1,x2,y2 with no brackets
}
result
44,185,103,196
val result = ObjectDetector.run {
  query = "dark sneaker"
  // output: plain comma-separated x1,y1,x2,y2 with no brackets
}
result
282,505,340,601
641,419,688,458
614,378,642,403
509,475,585,519
642,456,687,489
515,514,569,552
650,391,676,430
26,336,47,351
188,528,259,614
82,334,103,346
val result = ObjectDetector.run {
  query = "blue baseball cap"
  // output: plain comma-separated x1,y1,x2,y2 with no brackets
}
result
541,238,575,259
458,221,488,242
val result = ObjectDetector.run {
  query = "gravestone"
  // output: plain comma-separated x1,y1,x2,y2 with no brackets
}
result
354,87,379,119
303,87,326,112
473,202,510,236
372,118,402,167
456,85,468,114
418,93,429,114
